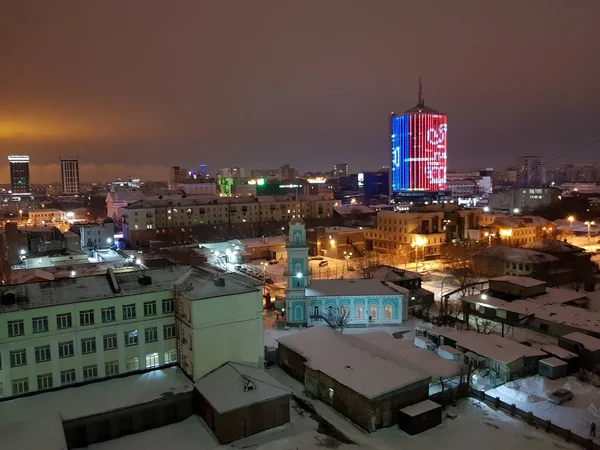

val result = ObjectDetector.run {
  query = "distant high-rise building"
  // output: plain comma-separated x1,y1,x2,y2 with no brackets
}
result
279,164,297,181
219,167,244,178
197,164,208,179
169,166,188,184
391,80,447,192
60,156,80,195
8,155,31,195
334,163,349,178
516,156,543,187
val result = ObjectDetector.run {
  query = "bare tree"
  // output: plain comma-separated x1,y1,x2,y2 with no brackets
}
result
441,242,485,296
354,250,382,279
472,316,496,335
326,305,350,333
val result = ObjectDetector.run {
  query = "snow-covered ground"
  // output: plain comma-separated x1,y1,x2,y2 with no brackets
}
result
487,375,600,442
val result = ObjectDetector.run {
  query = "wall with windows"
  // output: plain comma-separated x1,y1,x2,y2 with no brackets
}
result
0,290,176,398
287,294,404,327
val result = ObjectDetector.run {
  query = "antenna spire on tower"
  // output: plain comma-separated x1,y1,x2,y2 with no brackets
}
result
418,77,424,107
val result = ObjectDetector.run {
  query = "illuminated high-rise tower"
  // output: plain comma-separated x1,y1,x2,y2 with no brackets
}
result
8,155,31,196
391,80,447,192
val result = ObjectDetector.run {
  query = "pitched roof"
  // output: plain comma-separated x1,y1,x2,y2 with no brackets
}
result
194,362,289,414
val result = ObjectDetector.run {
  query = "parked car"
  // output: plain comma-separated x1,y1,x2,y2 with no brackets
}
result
318,260,329,267
234,265,242,270
548,388,574,405
310,256,324,261
268,260,279,265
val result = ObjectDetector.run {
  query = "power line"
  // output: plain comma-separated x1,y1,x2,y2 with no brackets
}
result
543,134,600,167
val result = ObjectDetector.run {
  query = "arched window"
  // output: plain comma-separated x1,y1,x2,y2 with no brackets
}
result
385,304,392,320
356,305,363,320
313,305,320,318
342,305,349,319
328,305,334,318
370,304,377,320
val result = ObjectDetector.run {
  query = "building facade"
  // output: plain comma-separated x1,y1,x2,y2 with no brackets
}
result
8,155,31,196
80,221,115,251
334,163,349,178
489,187,562,211
284,219,406,327
391,83,447,193
121,194,335,245
0,266,189,398
516,156,543,187
60,156,80,195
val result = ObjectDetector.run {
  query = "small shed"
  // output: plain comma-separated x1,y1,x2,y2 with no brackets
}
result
437,345,463,361
195,362,290,444
398,400,442,435
538,357,569,380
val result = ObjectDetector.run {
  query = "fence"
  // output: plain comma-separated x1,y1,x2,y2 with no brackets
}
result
470,387,599,450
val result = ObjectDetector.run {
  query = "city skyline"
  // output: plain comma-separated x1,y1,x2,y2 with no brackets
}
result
1,1,599,183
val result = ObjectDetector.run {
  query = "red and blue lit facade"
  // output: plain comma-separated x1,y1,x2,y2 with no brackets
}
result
391,106,447,192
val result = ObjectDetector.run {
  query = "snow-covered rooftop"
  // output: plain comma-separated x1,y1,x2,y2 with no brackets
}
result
476,246,558,264
194,362,289,414
539,357,568,368
0,413,67,450
399,399,441,417
240,236,287,248
491,276,546,288
277,327,431,399
175,266,261,301
353,332,466,379
0,265,191,313
561,332,600,352
305,279,403,297
522,239,586,254
0,368,193,423
540,344,578,360
435,329,546,364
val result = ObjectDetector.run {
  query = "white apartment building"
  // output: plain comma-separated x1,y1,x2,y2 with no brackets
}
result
28,208,67,225
0,266,189,398
60,156,80,195
121,194,335,245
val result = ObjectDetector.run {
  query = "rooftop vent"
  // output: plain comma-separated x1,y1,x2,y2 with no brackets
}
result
138,274,152,286
213,277,225,287
242,376,256,392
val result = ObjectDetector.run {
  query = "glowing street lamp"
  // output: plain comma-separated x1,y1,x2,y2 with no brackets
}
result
484,231,491,246
411,236,426,271
343,251,352,271
585,221,596,245
567,216,575,230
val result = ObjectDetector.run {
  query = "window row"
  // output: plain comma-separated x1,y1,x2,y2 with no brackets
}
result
9,351,176,395
7,300,174,337
312,304,394,321
6,326,175,367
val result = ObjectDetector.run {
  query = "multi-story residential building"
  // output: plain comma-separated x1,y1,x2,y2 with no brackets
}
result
0,266,188,398
60,156,80,195
0,265,265,399
333,163,349,178
8,155,31,196
488,187,562,212
121,194,335,246
565,163,600,183
80,220,115,251
479,214,554,246
516,156,544,187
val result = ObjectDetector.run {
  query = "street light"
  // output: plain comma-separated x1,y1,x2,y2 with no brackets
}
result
585,221,596,245
568,216,575,229
412,236,426,271
343,251,352,271
484,231,491,246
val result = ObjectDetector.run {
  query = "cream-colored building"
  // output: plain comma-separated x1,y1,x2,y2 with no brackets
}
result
173,269,264,380
121,194,335,245
0,265,264,399
27,209,67,225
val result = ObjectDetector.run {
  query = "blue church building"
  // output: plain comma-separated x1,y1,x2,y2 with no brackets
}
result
284,218,407,327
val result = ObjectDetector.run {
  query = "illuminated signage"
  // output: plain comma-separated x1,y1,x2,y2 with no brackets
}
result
358,173,364,187
307,177,327,184
279,184,302,188
247,178,265,186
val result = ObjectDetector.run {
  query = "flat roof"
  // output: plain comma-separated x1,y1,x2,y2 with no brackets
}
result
194,362,289,414
0,413,67,450
434,329,546,364
0,265,191,313
0,368,193,423
305,279,402,297
400,399,441,417
540,344,578,360
175,267,261,301
539,357,568,368
561,332,600,351
491,276,546,288
278,327,431,400
240,236,287,248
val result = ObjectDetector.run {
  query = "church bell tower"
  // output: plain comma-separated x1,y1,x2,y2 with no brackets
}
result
285,217,310,296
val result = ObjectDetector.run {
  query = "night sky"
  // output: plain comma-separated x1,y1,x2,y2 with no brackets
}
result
1,1,599,183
